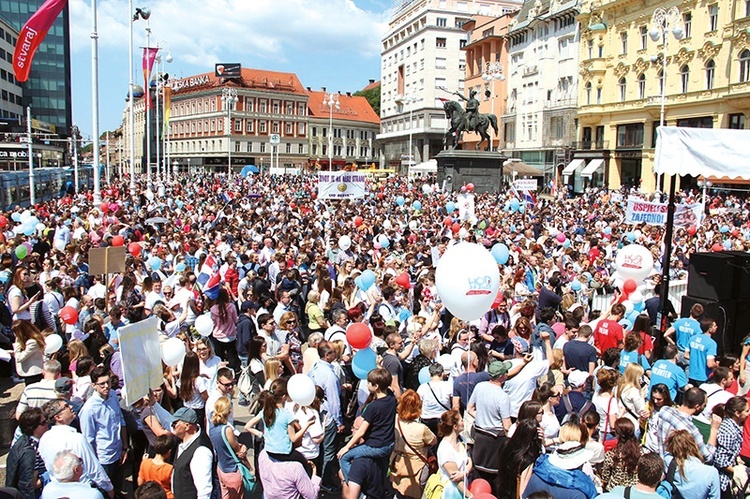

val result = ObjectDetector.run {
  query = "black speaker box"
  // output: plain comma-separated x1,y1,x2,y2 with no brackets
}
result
687,253,736,301
680,295,744,356
722,251,750,300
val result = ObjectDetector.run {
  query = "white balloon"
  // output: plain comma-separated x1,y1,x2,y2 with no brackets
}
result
458,228,468,239
409,220,418,231
20,210,31,223
628,290,644,303
338,235,352,251
145,190,155,201
615,244,654,282
383,219,392,229
35,223,46,233
613,278,624,291
54,239,66,252
622,300,634,314
44,334,63,355
287,373,316,406
422,184,431,195
161,337,187,366
435,242,500,321
194,314,214,337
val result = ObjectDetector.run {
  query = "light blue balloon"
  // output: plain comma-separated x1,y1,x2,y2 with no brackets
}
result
10,213,21,222
633,301,645,313
571,280,582,291
361,270,376,290
355,275,366,290
352,348,377,380
175,262,187,272
720,225,730,233
445,201,456,213
519,203,526,213
627,309,640,323
563,239,571,248
379,235,390,248
603,227,612,235
399,309,412,322
176,200,184,209
626,232,636,242
509,198,520,212
22,224,35,236
148,256,162,271
443,483,463,499
724,240,732,249
418,366,431,385
504,202,511,212
491,243,510,265
582,271,593,282
412,200,422,211
395,196,405,206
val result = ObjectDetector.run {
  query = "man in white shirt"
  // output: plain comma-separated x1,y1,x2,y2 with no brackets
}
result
205,368,235,431
145,277,165,314
171,408,213,499
503,329,554,418
41,451,105,499
87,275,107,301
698,366,734,421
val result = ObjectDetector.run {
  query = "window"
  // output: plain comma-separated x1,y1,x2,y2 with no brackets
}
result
617,123,644,148
285,123,292,134
709,4,718,31
246,120,254,132
640,26,648,50
436,57,446,69
259,121,267,133
235,120,242,132
658,70,665,94
619,77,627,101
298,144,304,154
459,39,467,49
436,17,447,27
598,44,604,58
638,74,646,99
587,40,593,59
620,32,628,54
596,87,602,104
741,50,750,82
312,126,317,137
746,0,750,17
259,101,267,113
680,65,689,92
260,142,266,153
706,60,715,89
729,113,746,129
272,102,280,114
286,143,292,154
286,103,293,114
436,37,446,48
272,122,280,133
586,82,592,105
683,12,692,38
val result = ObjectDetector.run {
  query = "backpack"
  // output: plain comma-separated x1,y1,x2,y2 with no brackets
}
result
655,458,683,499
561,394,593,424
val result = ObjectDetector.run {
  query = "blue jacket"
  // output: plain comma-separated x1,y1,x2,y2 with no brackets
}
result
531,454,597,499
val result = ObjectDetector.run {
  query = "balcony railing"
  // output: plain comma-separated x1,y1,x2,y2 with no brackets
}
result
543,98,577,109
572,140,608,150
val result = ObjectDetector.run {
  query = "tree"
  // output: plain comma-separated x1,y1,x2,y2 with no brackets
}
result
354,85,381,116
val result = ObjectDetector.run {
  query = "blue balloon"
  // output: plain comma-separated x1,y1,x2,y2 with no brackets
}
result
720,225,730,233
509,198,520,212
379,235,390,248
395,196,405,206
418,366,431,385
491,243,510,265
412,200,422,211
603,227,612,235
519,203,526,213
571,280,582,291
352,348,377,380
445,201,456,213
148,256,162,271
633,301,645,313
504,202,511,212
724,240,732,249
354,275,366,290
398,309,412,322
563,239,571,248
443,483,463,499
22,224,35,236
10,213,21,222
626,232,636,242
361,270,376,290
175,262,187,272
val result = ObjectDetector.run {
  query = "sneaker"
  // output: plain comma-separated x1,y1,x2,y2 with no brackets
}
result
237,399,250,407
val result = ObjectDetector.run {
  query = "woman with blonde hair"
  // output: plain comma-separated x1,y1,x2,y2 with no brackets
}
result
305,290,329,334
12,320,46,384
263,358,283,390
390,389,437,498
66,339,89,379
664,429,720,498
209,396,248,499
616,363,648,435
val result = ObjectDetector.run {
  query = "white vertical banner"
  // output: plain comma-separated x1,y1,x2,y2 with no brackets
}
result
119,316,163,406
457,193,475,221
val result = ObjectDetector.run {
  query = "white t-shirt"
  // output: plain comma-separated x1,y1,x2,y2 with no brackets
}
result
699,383,733,421
592,392,620,439
437,439,468,481
417,380,453,420
286,403,323,460
502,359,550,418
183,376,208,409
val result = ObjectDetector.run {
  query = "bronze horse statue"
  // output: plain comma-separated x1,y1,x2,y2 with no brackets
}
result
442,100,498,151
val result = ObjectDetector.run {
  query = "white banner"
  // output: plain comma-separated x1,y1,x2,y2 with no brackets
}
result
625,199,702,227
514,179,538,191
317,172,367,200
457,193,475,221
119,316,163,406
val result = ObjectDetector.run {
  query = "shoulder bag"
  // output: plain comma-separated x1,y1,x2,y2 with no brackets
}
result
220,424,256,493
603,396,618,451
398,418,438,476
427,382,451,412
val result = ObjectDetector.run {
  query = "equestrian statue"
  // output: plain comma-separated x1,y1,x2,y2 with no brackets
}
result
443,89,498,151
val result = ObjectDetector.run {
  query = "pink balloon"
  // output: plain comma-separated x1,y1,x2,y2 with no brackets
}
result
556,232,566,243
374,242,382,249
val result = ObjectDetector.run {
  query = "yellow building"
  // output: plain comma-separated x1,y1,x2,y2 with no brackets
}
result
574,0,750,193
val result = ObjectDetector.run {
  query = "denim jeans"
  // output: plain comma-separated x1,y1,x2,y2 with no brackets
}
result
339,442,395,482
320,418,340,490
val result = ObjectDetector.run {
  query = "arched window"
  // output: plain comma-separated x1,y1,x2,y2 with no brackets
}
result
680,65,689,93
585,82,592,105
740,50,750,83
619,77,627,102
706,59,715,90
658,70,665,95
638,74,646,99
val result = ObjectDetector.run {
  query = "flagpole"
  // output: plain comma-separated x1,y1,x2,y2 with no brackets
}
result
145,20,151,185
91,0,101,205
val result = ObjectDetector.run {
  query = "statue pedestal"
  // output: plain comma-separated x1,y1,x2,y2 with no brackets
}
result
436,150,507,194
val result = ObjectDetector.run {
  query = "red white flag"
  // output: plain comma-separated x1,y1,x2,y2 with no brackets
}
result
12,0,67,82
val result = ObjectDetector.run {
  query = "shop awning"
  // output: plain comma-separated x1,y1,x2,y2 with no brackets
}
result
580,159,604,178
562,159,585,177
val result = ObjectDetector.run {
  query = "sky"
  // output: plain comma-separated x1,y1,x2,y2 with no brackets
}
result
67,0,392,139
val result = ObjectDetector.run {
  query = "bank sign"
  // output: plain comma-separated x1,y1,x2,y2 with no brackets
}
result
170,75,211,91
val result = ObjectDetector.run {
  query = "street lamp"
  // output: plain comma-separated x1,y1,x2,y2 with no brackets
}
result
323,92,339,171
221,88,238,177
90,0,102,204
26,106,35,205
129,5,150,194
400,92,421,172
482,61,505,151
698,178,712,216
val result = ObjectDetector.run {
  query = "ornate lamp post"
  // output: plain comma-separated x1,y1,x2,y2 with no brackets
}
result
482,61,505,151
129,5,150,194
323,92,339,170
221,88,239,177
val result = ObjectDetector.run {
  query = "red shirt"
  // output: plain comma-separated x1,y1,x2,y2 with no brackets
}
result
594,319,624,352
637,331,654,355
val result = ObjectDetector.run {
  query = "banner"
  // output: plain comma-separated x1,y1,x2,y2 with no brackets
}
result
12,0,67,82
119,316,163,406
457,193,475,221
317,171,366,199
514,179,538,191
142,47,158,109
161,86,171,139
625,199,702,227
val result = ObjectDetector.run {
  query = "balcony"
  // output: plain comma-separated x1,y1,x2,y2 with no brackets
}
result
523,65,539,77
543,98,576,109
572,140,608,150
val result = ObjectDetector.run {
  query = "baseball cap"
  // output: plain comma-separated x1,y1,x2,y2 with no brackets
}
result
488,360,513,378
240,300,259,312
568,370,589,388
172,407,199,425
54,377,74,395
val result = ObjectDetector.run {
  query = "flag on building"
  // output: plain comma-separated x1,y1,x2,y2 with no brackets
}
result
142,47,159,109
12,0,67,82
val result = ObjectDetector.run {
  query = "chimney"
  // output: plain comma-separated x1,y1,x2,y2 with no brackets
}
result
369,79,375,84
306,86,311,91
346,92,351,97
321,86,326,92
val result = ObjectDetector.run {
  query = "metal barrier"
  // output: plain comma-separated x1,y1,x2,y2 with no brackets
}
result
589,279,688,316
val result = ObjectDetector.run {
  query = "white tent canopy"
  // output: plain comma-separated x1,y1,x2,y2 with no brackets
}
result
654,126,750,180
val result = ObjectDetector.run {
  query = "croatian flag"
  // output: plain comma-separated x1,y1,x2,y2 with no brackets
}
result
202,272,221,300
196,255,218,287
220,191,234,204
522,190,537,205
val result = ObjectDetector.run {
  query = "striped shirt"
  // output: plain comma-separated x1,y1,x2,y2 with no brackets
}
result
15,379,58,418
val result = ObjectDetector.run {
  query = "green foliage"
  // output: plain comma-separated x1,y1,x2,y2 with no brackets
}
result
354,85,381,116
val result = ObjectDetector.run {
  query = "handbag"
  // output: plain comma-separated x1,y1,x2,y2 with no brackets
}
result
602,396,618,452
220,424,256,493
398,418,439,475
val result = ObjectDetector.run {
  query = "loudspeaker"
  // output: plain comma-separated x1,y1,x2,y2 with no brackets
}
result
680,295,742,355
687,253,736,301
722,251,750,300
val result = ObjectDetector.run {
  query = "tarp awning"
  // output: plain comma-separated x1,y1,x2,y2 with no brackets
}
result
506,161,542,176
580,159,604,178
655,127,750,180
562,159,585,176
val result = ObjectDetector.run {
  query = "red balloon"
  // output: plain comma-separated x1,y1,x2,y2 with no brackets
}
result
469,479,493,496
466,183,475,192
623,279,638,294
732,229,740,238
346,323,373,350
491,291,504,309
354,216,364,227
59,306,78,325
451,223,460,233
100,202,109,213
0,215,7,228
395,272,411,289
444,217,453,227
712,244,723,252
111,235,124,247
128,242,142,257
687,225,697,236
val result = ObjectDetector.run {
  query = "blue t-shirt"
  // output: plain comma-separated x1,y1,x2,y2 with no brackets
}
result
687,333,717,382
619,349,651,374
649,359,688,401
264,407,295,454
672,317,701,352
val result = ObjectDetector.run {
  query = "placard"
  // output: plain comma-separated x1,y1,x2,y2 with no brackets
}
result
88,246,126,275
514,179,538,191
317,172,366,199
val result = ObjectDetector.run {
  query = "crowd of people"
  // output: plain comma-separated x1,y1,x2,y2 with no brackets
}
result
0,171,749,499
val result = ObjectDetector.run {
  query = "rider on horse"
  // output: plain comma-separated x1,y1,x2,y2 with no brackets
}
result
454,89,479,131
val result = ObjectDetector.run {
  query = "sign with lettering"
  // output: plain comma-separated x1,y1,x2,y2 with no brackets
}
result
514,179,538,191
317,172,366,199
169,75,211,91
625,199,702,227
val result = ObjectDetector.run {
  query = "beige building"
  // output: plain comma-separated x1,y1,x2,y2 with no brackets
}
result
574,0,750,193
